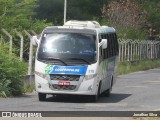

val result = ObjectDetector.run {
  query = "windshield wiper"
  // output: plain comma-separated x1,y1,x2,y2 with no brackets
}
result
68,58,90,65
41,57,68,66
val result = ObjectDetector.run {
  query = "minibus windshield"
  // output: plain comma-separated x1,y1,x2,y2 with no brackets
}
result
37,32,97,65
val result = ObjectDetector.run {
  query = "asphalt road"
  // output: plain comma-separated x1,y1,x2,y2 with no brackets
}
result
0,68,160,113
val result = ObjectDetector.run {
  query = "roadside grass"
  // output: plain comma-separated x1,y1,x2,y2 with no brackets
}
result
118,59,160,75
2,59,160,96
0,82,35,97
23,59,160,93
23,83,35,93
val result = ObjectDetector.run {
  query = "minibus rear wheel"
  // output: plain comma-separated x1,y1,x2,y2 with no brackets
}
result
38,93,46,101
104,78,113,97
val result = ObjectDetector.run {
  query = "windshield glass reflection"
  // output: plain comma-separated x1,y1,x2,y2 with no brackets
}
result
37,33,97,65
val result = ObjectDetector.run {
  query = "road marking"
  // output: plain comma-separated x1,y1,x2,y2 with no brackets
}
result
144,81,160,85
149,83,160,85
125,86,147,88
85,103,128,107
145,81,160,83
127,71,145,75
154,108,160,111
140,105,157,108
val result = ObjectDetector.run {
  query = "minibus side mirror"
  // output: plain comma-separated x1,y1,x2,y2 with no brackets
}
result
31,36,39,46
99,39,107,49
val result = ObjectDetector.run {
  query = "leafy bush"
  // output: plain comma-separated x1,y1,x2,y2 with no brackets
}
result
23,83,35,93
0,42,27,97
117,27,148,40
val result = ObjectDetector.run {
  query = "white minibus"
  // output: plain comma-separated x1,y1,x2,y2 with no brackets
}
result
33,20,119,102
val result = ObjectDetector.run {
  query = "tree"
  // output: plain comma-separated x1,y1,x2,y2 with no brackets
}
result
135,0,160,40
102,0,147,29
35,0,64,25
0,0,35,30
102,0,160,40
0,0,50,32
35,0,109,25
0,0,51,61
102,0,148,39
67,0,108,21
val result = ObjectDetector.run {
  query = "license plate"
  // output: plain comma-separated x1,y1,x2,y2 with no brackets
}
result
58,81,70,86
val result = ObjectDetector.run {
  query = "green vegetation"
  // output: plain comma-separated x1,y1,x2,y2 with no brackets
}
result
0,42,27,97
1,0,159,39
34,0,160,40
0,0,160,96
23,83,35,93
35,0,109,25
117,28,148,40
118,60,160,75
0,0,52,61
135,0,160,40
0,0,50,32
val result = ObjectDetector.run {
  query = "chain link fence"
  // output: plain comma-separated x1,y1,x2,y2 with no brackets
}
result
1,29,160,75
118,39,160,62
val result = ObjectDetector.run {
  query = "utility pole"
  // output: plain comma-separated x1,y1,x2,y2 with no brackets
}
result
64,0,67,24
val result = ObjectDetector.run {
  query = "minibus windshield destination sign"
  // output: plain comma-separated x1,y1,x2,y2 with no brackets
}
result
45,65,88,75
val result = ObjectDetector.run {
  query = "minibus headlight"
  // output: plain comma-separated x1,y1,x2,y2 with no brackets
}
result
35,71,48,79
84,74,97,81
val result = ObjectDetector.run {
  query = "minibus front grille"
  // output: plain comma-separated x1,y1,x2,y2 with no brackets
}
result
50,75,80,81
52,84,77,90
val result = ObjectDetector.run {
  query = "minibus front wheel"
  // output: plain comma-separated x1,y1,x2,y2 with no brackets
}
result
38,93,46,101
91,81,101,102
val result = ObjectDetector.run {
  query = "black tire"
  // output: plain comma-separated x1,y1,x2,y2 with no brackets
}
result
103,88,111,97
103,79,113,97
38,93,46,101
91,94,98,102
91,82,101,102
